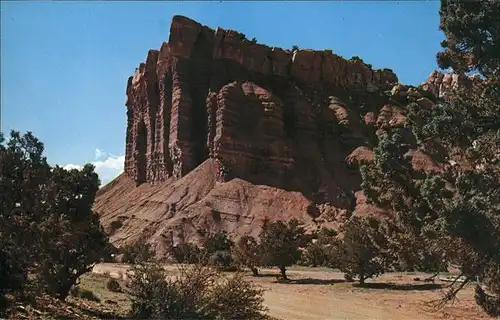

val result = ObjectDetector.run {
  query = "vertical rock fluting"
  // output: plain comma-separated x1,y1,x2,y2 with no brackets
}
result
124,15,400,187
125,50,159,185
209,82,295,185
153,42,174,181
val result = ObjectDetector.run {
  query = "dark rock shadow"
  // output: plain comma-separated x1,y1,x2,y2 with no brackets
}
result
354,282,443,291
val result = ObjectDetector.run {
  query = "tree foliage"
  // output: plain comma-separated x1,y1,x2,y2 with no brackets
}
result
300,227,338,267
121,235,156,264
300,241,332,268
258,219,306,279
170,243,204,264
360,7,500,310
437,0,500,77
0,131,109,305
203,231,235,270
333,216,393,284
233,236,261,276
203,231,234,255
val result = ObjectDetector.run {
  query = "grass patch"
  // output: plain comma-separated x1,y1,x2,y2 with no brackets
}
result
76,273,131,316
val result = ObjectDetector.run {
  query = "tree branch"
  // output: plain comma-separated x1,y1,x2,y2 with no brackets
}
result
425,275,471,311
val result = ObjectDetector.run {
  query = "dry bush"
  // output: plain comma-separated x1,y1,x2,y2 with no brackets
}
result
203,273,266,319
126,262,268,319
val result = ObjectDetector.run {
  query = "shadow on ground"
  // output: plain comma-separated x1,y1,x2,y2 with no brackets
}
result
266,277,346,285
253,273,282,278
354,282,443,291
66,301,126,320
289,278,346,285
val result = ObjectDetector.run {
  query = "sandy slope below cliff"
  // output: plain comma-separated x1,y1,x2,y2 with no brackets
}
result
94,147,448,255
94,159,339,255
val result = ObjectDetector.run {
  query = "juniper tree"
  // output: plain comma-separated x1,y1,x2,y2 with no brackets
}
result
233,236,261,276
0,131,109,302
258,219,306,279
334,216,393,285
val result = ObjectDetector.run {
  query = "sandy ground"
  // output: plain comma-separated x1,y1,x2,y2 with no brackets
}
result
92,263,491,320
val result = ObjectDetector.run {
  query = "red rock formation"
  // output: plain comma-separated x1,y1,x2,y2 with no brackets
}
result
124,15,399,186
97,16,458,254
420,70,484,99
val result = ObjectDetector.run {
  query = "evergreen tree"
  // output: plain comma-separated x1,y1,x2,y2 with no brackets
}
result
0,131,109,303
258,219,306,279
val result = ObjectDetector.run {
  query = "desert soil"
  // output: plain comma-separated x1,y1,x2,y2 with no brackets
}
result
91,263,491,320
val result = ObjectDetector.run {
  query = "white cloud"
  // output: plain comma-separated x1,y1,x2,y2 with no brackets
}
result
63,163,82,170
94,148,109,161
63,149,125,187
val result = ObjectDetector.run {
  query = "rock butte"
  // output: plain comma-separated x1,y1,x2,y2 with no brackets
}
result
94,15,477,256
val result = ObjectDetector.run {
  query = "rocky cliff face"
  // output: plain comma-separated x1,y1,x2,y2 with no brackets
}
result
95,15,459,255
124,15,398,187
420,70,482,99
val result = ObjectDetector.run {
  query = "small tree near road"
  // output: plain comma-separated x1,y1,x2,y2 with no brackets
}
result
259,219,306,280
203,231,234,254
334,216,392,285
170,243,203,264
233,236,261,276
301,227,338,267
203,231,235,270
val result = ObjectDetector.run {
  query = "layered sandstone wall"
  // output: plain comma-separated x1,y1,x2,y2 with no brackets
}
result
100,15,485,252
124,15,399,186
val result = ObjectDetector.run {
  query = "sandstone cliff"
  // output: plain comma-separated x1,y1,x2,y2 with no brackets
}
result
94,16,457,256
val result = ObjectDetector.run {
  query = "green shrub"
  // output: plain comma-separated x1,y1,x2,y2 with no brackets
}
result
300,227,338,267
106,278,121,292
203,273,266,319
70,286,100,302
203,231,233,255
108,220,123,234
121,236,155,264
203,231,236,270
233,236,261,276
333,216,394,285
301,241,332,267
208,250,235,270
170,243,203,264
259,219,306,279
126,262,268,319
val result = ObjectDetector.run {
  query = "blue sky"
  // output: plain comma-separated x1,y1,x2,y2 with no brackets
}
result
1,1,443,185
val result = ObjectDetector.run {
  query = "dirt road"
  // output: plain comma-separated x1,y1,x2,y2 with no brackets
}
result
92,263,489,320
